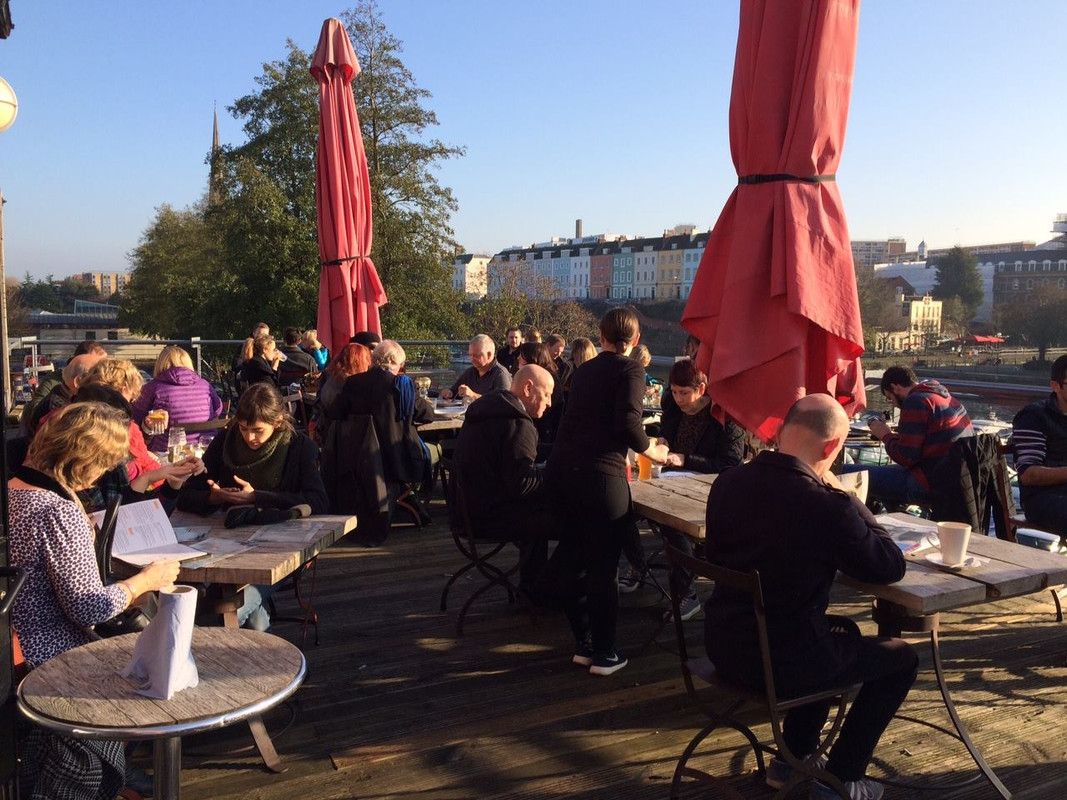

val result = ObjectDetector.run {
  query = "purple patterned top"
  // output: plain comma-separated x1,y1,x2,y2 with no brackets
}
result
8,488,127,668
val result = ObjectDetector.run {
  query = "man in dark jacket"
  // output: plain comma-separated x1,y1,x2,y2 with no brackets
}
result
441,334,511,401
704,394,916,800
278,327,318,385
454,364,556,588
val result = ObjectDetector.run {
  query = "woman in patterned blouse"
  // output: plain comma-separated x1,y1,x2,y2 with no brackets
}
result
9,402,180,799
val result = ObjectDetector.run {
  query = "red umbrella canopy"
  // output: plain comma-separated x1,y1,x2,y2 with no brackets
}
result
682,0,865,441
312,18,387,354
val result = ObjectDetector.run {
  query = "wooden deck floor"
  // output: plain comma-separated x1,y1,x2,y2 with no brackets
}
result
173,491,1067,799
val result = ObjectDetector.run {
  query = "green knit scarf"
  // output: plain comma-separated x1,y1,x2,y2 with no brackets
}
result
222,425,293,492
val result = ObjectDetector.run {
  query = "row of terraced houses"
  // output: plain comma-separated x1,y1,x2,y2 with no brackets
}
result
450,224,709,301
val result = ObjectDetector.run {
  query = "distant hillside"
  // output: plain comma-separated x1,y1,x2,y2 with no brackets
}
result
577,299,689,358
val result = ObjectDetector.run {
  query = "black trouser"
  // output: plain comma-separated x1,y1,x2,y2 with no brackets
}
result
661,525,696,597
548,464,635,654
1021,488,1067,537
779,631,918,782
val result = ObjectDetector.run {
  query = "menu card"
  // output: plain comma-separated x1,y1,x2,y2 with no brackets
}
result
91,499,205,568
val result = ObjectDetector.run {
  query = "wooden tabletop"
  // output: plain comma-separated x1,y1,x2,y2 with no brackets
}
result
631,479,1067,617
840,513,1067,616
18,628,305,740
629,473,715,540
417,417,465,434
169,511,356,587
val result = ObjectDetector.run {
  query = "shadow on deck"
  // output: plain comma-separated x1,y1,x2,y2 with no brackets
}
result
174,490,1067,799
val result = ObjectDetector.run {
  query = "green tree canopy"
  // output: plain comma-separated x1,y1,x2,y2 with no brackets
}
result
932,246,983,314
123,1,468,342
1000,284,1067,362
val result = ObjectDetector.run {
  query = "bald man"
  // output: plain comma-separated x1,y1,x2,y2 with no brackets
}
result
25,352,106,437
454,365,557,591
702,394,916,800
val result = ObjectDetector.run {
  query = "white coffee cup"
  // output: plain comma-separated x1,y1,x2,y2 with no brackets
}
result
937,521,972,566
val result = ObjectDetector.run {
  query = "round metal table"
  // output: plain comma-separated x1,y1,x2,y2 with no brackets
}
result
17,627,306,800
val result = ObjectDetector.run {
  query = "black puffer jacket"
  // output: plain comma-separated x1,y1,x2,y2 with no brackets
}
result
455,389,544,531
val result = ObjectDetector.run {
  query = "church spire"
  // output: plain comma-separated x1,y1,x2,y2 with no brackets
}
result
208,103,221,205
212,102,220,153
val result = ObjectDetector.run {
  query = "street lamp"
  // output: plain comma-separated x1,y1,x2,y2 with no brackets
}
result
0,77,16,133
0,75,15,412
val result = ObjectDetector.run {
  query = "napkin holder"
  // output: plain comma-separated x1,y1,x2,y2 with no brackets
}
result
119,584,199,700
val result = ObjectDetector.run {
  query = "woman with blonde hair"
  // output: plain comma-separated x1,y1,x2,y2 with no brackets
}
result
301,329,330,371
9,402,180,798
132,345,223,451
77,358,161,483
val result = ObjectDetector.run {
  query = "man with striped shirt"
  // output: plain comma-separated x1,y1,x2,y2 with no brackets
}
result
1012,355,1067,536
859,365,974,509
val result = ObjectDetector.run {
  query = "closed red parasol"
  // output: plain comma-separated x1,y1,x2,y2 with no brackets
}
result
682,0,865,441
312,17,386,354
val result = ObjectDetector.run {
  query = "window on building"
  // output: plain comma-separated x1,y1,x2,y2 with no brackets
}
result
1027,279,1034,289
1016,262,1023,272
85,331,97,340
1029,261,1037,272
1044,260,1052,271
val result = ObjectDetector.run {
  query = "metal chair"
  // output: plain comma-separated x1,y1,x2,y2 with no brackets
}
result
663,544,861,800
438,459,522,636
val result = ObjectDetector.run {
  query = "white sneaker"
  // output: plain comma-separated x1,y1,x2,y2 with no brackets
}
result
765,754,827,789
617,566,643,594
811,777,884,800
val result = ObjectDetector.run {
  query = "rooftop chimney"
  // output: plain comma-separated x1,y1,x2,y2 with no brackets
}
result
575,219,583,238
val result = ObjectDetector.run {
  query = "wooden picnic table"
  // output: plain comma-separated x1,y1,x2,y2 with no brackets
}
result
168,511,356,592
18,628,305,800
631,477,1063,799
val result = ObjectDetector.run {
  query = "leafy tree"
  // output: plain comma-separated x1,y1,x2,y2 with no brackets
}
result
855,270,904,353
125,3,467,343
56,277,104,307
121,204,221,338
205,155,320,334
16,274,62,312
340,1,467,337
1000,284,1067,362
227,42,319,226
939,296,972,341
932,246,983,314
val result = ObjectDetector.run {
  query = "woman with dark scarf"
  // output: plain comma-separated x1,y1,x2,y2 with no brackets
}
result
177,382,328,522
177,383,328,629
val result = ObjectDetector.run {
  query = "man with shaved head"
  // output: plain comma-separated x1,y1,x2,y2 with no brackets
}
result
702,394,916,800
454,364,556,592
25,351,107,437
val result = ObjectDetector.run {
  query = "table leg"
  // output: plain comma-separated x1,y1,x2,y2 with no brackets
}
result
872,600,1012,799
153,736,182,800
208,585,287,773
928,625,1012,800
248,716,286,773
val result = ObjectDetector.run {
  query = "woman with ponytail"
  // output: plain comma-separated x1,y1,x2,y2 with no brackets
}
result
546,307,669,676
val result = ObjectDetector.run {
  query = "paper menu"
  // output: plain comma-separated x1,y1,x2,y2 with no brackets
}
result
875,514,938,555
91,499,206,568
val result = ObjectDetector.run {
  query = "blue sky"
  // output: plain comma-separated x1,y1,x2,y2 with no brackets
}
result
1,1,1064,279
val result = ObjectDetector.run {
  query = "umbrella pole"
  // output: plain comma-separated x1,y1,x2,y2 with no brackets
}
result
0,188,10,413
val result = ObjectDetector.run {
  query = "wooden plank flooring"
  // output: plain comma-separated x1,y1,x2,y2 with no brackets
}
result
171,491,1067,799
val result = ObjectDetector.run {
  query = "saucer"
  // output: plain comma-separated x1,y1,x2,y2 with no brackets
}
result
925,553,977,570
